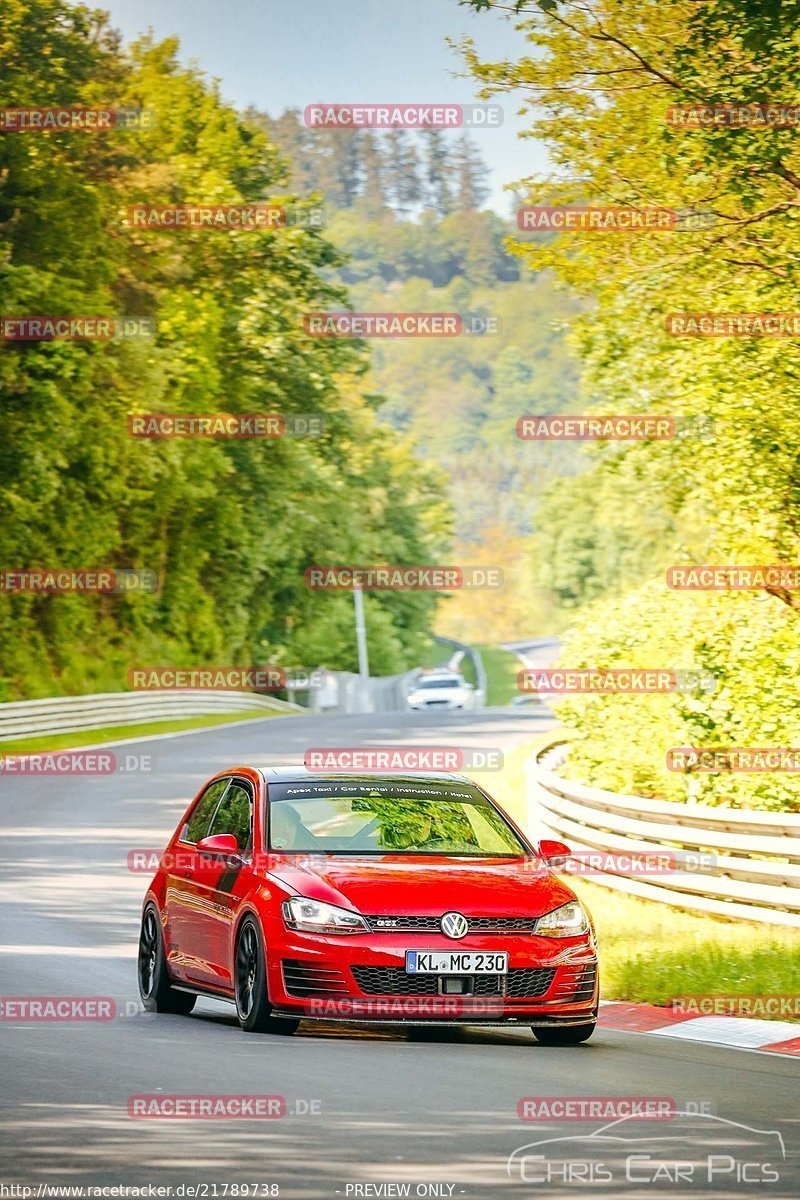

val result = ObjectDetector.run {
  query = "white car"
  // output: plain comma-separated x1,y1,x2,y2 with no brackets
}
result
406,672,474,711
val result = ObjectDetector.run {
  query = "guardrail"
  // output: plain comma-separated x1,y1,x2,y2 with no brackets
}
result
433,635,486,706
0,689,300,743
527,742,800,927
306,668,421,715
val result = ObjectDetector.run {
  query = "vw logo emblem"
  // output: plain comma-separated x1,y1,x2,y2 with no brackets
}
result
440,911,469,939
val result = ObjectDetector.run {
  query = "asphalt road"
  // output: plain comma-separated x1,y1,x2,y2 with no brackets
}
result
1,707,798,1198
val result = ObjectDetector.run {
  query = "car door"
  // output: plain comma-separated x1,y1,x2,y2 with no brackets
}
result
198,780,255,986
166,777,254,989
164,777,230,983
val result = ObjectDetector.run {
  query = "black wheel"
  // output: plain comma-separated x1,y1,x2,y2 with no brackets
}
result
234,916,299,1035
138,904,196,1015
532,1022,596,1045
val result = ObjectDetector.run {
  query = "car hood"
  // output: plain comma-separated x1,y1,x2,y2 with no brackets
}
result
263,854,576,917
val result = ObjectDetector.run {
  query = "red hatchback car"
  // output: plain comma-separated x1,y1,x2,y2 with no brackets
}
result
138,768,599,1043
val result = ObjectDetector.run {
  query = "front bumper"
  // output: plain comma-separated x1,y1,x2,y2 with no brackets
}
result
265,920,598,1025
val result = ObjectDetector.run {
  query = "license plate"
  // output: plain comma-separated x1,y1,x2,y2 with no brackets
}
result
405,950,508,975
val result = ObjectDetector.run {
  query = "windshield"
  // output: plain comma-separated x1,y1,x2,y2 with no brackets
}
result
416,677,464,690
267,780,527,855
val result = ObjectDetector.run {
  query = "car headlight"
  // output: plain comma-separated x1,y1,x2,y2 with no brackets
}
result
535,901,588,938
282,896,370,934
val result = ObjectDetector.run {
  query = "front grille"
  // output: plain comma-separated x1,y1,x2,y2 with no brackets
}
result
366,915,536,935
282,960,349,997
368,916,441,932
506,968,557,998
352,966,440,995
550,963,597,1003
351,965,556,998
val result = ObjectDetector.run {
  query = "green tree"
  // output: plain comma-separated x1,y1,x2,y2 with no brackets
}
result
452,134,489,210
421,129,455,216
0,3,451,698
359,132,387,216
460,0,800,809
383,130,423,214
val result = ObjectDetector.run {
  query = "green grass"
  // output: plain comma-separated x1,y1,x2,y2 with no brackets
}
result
475,643,523,707
478,738,800,1016
414,636,479,687
473,734,553,829
415,639,519,704
574,881,800,1013
0,707,286,756
416,637,455,672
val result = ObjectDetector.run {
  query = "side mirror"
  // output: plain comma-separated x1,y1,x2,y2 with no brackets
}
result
196,833,242,866
538,838,573,868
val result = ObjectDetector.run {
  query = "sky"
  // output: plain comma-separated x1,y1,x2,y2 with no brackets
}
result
102,0,549,215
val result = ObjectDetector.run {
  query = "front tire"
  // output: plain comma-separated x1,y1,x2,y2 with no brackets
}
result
532,1022,596,1045
138,904,196,1015
234,916,299,1035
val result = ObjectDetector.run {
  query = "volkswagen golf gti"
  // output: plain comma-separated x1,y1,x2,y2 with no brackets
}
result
137,767,598,1042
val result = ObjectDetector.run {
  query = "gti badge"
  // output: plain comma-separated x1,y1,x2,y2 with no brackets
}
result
440,911,469,939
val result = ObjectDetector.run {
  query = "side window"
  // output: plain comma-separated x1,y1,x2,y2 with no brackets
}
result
208,782,253,854
182,779,230,843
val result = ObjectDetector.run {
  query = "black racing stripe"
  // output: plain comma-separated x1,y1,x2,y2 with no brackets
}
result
215,868,241,894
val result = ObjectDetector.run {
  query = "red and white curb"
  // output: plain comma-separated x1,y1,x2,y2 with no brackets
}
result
598,1001,800,1057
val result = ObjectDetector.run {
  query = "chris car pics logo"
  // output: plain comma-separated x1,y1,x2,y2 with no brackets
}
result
507,1113,785,1187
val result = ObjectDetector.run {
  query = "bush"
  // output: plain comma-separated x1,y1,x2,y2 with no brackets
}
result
553,580,800,811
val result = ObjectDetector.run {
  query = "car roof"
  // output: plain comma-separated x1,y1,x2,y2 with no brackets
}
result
258,765,474,786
